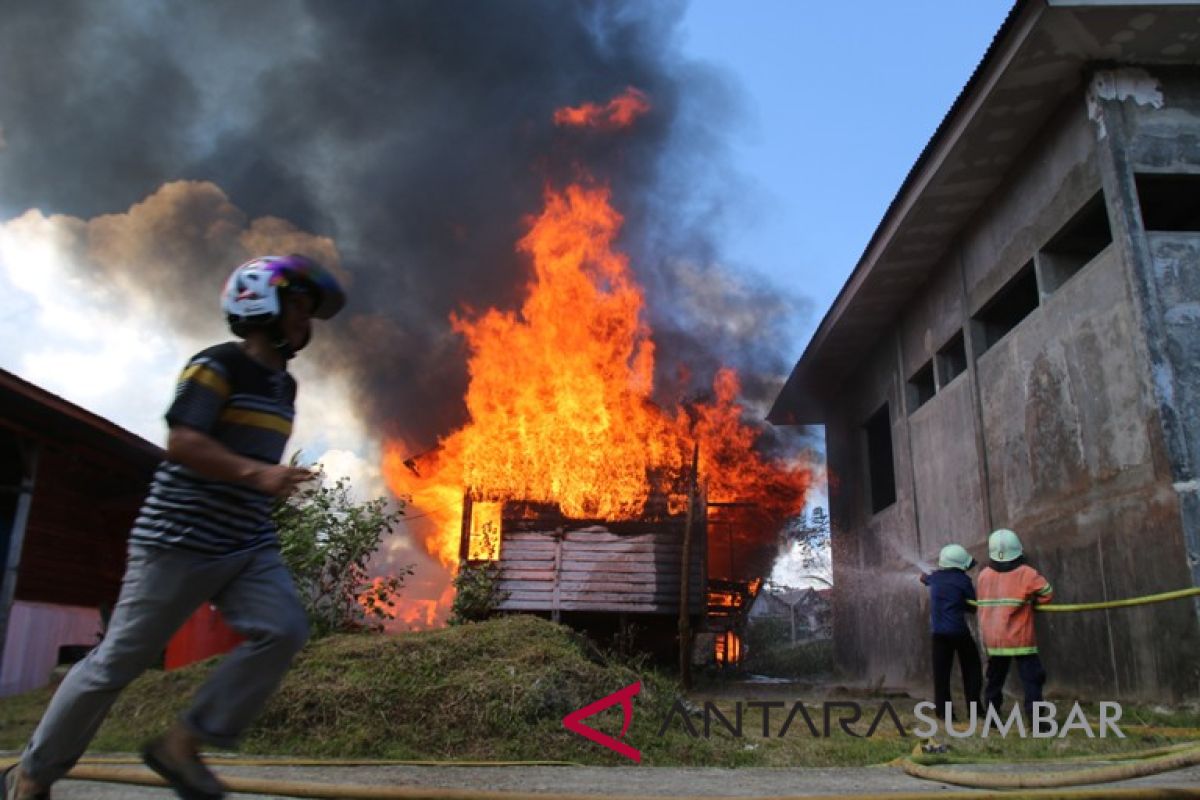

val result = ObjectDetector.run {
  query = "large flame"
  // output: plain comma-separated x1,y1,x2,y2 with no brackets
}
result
383,181,811,570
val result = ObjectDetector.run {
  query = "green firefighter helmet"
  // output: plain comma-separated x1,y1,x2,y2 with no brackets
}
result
938,544,976,570
988,528,1024,562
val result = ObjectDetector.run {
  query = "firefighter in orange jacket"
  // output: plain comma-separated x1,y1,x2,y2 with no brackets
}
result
977,528,1054,718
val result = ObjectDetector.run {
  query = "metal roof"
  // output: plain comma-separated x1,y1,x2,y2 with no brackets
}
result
0,367,162,465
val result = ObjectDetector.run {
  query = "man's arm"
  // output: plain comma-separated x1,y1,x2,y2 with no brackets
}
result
964,578,977,614
168,426,314,498
1029,570,1054,605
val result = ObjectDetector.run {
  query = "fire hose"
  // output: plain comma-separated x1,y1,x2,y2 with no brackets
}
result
1012,586,1200,613
20,759,1200,799
894,586,1200,790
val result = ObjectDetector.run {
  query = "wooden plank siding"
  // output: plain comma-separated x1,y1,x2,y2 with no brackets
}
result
493,525,705,616
15,446,149,608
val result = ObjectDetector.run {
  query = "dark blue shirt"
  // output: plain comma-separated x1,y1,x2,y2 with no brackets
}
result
131,343,296,554
924,569,976,636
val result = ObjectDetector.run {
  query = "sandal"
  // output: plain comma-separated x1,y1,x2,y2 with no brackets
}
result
2,765,49,800
140,738,224,800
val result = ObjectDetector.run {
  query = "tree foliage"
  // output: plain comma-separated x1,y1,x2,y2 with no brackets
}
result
781,506,832,588
275,473,413,637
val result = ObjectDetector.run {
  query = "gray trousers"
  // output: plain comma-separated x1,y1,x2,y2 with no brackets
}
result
22,543,309,785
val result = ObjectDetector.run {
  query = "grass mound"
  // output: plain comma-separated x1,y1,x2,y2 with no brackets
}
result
3,616,1197,767
0,616,741,765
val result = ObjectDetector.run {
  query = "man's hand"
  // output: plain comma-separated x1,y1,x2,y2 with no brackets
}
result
247,464,318,498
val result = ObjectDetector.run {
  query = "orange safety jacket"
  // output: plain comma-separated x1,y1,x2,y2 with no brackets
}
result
976,563,1053,656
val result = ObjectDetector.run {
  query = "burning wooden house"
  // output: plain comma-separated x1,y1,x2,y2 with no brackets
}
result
458,493,781,665
382,127,812,657
461,498,705,620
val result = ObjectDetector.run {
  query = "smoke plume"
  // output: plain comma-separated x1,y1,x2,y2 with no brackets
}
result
0,0,809,455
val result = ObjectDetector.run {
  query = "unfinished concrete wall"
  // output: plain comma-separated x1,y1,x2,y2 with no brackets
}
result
976,241,1196,698
830,76,1200,700
827,331,928,690
900,242,985,557
1113,69,1200,602
969,82,1199,698
908,377,987,557
1149,234,1200,478
1085,67,1200,696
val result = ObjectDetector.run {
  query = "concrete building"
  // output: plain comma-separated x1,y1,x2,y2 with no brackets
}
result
770,1,1200,700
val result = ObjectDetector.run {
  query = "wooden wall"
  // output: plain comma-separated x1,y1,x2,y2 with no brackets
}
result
495,525,705,615
16,445,150,608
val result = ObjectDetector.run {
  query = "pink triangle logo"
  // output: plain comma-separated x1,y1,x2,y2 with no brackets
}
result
562,680,642,763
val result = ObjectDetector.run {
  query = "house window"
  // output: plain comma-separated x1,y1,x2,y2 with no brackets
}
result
1039,191,1112,293
864,404,896,513
971,261,1039,356
936,331,967,386
907,361,935,412
1136,174,1200,232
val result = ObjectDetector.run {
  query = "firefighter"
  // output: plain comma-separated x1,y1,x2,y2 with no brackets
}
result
920,544,982,720
977,528,1054,719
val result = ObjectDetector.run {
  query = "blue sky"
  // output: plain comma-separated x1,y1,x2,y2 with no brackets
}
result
679,1,1015,352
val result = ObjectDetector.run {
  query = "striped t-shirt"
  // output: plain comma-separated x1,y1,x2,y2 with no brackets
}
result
131,342,296,553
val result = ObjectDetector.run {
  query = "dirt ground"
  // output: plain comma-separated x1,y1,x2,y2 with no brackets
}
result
27,760,1200,798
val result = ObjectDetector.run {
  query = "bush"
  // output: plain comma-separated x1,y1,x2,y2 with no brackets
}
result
449,520,508,625
275,472,413,637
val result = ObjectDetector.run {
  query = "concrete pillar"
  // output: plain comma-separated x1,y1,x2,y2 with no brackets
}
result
1088,68,1200,604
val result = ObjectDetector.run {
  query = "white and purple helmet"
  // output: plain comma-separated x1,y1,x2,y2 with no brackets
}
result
221,254,346,337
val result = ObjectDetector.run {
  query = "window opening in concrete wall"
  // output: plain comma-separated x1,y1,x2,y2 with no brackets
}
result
971,261,1039,356
906,361,935,412
1136,174,1200,232
863,404,896,514
1039,191,1112,293
936,331,967,387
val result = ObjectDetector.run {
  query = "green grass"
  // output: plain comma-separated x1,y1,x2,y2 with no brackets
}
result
0,617,740,766
0,616,1197,768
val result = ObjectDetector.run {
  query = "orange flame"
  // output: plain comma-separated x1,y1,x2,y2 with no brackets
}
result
357,576,399,621
554,87,651,130
383,181,811,572
715,630,743,665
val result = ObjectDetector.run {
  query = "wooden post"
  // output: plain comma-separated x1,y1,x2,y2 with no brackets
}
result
551,526,563,623
459,493,473,565
678,442,699,690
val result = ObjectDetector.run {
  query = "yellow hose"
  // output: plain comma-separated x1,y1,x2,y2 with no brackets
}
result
966,586,1200,612
52,763,1200,800
912,585,1200,790
7,754,1199,799
897,741,1200,790
897,740,1200,766
1031,587,1200,612
73,756,582,768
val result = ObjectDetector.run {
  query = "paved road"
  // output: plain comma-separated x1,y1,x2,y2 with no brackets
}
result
22,760,1200,798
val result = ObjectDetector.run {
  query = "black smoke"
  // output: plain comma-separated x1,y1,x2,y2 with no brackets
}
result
0,0,810,452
